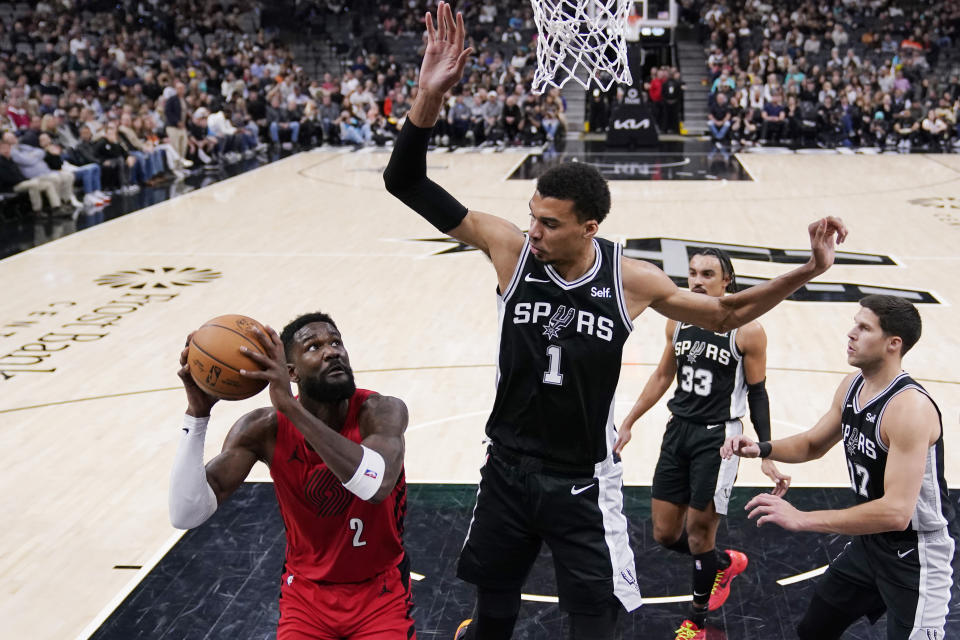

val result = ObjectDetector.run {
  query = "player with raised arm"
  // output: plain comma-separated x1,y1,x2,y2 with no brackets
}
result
383,4,846,638
168,312,415,639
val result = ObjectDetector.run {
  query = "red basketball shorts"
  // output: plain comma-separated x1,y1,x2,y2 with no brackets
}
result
277,564,416,639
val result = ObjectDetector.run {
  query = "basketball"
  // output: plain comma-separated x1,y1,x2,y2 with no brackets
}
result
187,314,269,400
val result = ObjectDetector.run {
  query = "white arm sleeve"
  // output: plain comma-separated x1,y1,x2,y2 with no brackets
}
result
169,414,218,529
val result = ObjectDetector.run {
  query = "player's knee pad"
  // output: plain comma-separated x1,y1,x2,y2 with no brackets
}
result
568,600,621,640
796,593,849,640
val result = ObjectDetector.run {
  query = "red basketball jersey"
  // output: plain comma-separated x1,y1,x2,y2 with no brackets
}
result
271,388,407,583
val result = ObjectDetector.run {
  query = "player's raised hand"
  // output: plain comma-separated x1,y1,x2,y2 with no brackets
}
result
720,434,760,459
178,332,218,417
807,216,848,275
239,326,295,410
419,2,472,96
761,458,791,497
745,493,808,531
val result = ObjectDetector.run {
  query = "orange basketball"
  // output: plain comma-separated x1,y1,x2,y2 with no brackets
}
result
187,314,270,400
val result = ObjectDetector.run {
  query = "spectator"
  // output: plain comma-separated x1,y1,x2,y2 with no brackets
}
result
94,122,138,193
337,110,371,146
266,94,300,150
708,91,733,146
62,125,104,197
0,138,62,212
5,131,80,210
164,83,190,170
761,93,787,144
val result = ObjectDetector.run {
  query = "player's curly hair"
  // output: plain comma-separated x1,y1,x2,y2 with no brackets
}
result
280,312,338,361
536,162,611,224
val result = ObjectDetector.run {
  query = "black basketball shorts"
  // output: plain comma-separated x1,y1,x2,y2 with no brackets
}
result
456,445,643,614
810,528,955,639
652,416,742,514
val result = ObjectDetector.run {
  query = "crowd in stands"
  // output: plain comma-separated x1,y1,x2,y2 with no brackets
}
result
0,0,572,218
696,0,960,150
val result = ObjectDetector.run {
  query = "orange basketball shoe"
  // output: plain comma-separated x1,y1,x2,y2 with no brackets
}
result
674,619,706,639
453,619,473,639
708,549,748,611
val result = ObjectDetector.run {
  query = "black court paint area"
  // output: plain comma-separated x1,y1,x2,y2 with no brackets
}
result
508,141,752,182
91,484,960,640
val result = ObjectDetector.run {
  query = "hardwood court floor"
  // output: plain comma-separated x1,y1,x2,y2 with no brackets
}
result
1,149,958,639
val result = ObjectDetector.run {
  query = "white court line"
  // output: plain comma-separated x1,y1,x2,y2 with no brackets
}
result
776,565,828,586
407,410,489,433
522,594,559,603
519,593,693,605
75,530,186,640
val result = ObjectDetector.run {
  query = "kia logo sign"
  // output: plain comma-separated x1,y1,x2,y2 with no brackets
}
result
613,118,651,130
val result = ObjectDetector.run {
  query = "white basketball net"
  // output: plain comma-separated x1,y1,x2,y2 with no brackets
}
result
530,0,632,94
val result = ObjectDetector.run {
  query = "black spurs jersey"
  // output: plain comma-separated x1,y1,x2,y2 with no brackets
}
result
841,371,953,532
486,236,633,468
666,323,746,423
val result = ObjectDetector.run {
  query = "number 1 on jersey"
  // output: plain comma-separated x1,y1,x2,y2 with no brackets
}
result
543,345,563,385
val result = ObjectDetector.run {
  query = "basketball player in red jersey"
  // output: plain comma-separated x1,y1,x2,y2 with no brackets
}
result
168,311,415,639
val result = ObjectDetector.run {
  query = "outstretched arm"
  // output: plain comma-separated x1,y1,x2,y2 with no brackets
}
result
382,2,524,289
743,389,939,534
721,373,851,464
614,320,677,454
622,218,848,331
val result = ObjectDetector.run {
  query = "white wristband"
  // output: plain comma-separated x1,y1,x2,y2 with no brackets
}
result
342,445,386,501
169,414,218,529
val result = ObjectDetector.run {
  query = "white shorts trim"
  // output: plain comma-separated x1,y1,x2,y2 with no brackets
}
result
595,455,643,611
713,419,743,515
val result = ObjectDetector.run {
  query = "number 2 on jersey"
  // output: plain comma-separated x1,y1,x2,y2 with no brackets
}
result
349,517,366,547
543,345,563,385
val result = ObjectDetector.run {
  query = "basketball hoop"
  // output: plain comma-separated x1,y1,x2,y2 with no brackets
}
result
530,0,633,94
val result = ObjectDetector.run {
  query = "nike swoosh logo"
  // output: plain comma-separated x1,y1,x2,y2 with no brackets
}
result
706,424,722,430
693,590,709,597
525,274,549,283
182,428,189,433
897,548,915,559
571,484,595,495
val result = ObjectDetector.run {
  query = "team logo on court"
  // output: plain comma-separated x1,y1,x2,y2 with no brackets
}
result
542,305,575,339
94,267,222,289
415,237,940,303
623,238,940,304
686,341,706,363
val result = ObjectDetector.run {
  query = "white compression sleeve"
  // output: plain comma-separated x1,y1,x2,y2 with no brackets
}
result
168,414,218,529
